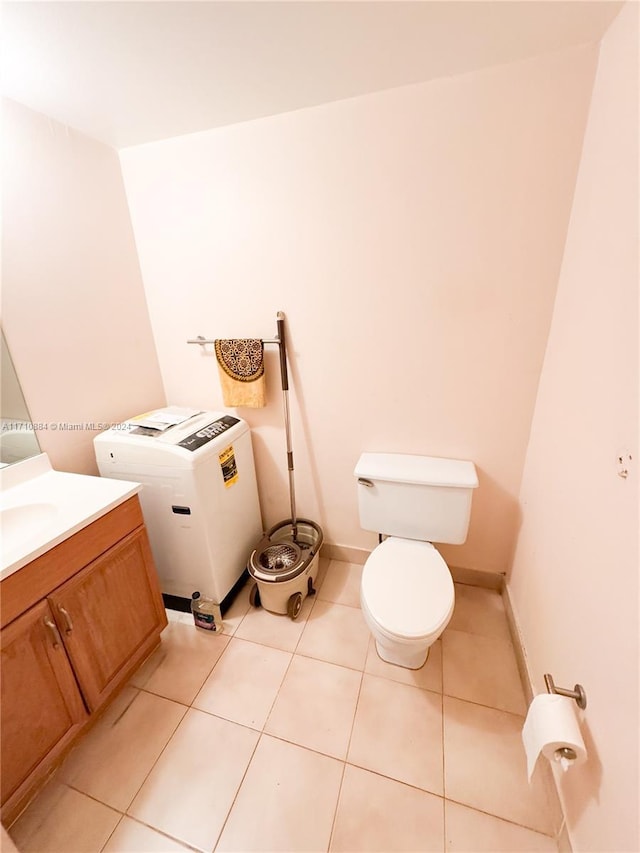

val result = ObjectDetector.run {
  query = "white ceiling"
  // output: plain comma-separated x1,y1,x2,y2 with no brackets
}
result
1,1,623,150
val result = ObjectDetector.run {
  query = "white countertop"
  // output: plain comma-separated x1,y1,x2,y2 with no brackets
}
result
0,454,141,581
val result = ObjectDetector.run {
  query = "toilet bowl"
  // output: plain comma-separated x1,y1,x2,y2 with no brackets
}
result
354,451,477,670
360,537,454,669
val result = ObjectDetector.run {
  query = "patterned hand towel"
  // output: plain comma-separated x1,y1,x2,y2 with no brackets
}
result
214,339,266,408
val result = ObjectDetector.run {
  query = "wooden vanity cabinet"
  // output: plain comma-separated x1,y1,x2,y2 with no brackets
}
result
0,600,87,810
47,526,166,712
0,496,167,824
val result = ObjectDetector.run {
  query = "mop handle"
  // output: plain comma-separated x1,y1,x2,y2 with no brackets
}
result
276,312,297,534
276,311,289,391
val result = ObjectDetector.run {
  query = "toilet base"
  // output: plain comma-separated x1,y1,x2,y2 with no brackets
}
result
375,637,430,670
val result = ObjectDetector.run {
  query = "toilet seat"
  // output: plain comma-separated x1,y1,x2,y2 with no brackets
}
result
361,538,454,640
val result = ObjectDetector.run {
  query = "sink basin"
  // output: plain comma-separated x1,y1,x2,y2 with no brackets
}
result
1,502,59,554
0,453,141,580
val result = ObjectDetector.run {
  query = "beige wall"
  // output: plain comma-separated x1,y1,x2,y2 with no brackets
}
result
1,99,166,474
120,45,597,574
508,5,639,851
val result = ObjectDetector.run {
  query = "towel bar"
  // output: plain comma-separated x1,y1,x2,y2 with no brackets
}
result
187,335,279,346
188,310,286,350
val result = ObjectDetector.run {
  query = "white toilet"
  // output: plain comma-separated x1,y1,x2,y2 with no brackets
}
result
355,452,478,669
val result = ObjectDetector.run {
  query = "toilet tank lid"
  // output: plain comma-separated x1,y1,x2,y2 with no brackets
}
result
354,452,478,488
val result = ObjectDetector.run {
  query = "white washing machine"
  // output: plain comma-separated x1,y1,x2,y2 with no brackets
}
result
94,408,263,613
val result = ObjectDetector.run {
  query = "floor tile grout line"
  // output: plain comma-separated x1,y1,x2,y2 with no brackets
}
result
292,646,369,674
163,595,263,852
53,779,123,816
98,810,203,853
315,558,363,611
442,692,526,720
444,624,517,643
212,631,292,655
128,643,168,691
98,810,126,853
253,730,352,767
117,696,189,818
315,596,361,610
125,610,264,850
325,759,348,853
342,757,445,801
129,815,204,853
136,658,230,709
326,666,366,850
245,591,344,743
233,593,316,652
136,616,232,706
319,757,557,841
56,688,190,819
442,794,560,838
188,629,236,706
343,669,365,763
110,656,267,853
259,631,299,734
227,602,252,632
210,730,264,853
294,632,369,672
363,669,443,701
292,593,317,655
189,639,295,731
12,779,123,853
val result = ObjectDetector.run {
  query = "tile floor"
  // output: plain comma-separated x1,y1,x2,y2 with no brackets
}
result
8,559,562,853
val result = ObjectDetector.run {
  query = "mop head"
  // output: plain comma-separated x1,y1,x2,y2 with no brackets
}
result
258,542,301,570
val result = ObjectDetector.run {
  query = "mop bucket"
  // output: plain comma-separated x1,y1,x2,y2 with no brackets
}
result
247,518,323,619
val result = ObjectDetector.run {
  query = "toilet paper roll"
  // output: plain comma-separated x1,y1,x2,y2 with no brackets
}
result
522,693,587,782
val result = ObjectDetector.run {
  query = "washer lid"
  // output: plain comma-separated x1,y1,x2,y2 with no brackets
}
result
362,538,454,639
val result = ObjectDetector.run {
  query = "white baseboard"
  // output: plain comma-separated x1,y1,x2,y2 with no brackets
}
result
502,583,570,850
449,564,504,591
501,583,534,706
320,543,369,564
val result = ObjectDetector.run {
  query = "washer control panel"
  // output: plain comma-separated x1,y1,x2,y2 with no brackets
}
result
178,415,240,452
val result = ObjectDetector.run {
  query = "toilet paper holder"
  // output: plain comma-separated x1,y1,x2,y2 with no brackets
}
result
555,746,578,761
544,673,587,710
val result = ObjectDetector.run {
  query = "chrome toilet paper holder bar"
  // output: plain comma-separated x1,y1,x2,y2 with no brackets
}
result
555,746,578,761
544,673,587,710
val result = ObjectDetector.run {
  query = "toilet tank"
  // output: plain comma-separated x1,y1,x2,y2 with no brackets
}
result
354,452,479,544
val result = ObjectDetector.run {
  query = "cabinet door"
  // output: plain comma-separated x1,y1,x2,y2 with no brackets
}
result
0,600,87,809
49,527,167,711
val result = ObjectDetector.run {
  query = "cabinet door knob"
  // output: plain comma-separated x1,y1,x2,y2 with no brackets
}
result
44,617,61,648
58,606,74,635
